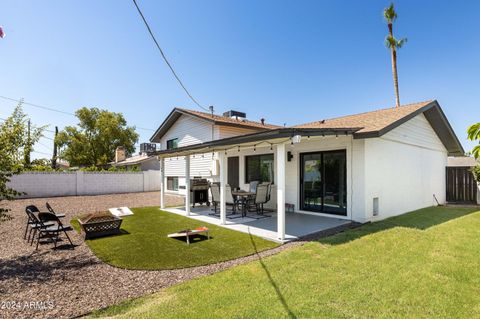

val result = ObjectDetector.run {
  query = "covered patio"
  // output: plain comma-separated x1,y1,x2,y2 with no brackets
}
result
163,205,350,242
156,127,359,242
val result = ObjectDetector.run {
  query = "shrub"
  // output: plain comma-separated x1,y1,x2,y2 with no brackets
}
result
472,165,480,182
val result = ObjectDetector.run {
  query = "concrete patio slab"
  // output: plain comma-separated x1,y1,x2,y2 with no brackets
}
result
163,206,351,242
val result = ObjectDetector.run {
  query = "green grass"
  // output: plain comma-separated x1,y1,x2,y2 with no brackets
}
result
87,206,480,318
72,207,278,270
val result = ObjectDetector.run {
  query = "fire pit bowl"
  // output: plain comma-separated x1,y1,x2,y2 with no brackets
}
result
78,211,123,239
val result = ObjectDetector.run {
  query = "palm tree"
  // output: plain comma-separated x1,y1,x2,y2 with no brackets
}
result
384,3,407,108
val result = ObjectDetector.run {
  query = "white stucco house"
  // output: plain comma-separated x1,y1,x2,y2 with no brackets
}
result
150,100,464,241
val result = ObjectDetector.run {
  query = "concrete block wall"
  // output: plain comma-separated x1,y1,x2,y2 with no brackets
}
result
8,170,161,198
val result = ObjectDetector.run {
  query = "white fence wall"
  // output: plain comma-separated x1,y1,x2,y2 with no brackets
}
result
8,171,161,198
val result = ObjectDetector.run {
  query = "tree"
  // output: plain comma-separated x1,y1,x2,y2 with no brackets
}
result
384,3,407,108
468,122,480,181
467,122,480,159
56,107,139,167
0,102,44,221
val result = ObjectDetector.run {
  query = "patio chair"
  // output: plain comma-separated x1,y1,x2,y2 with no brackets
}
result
209,183,221,216
226,185,239,214
260,182,272,203
209,183,237,216
36,212,74,250
45,202,66,218
247,184,270,216
24,205,54,243
249,180,259,193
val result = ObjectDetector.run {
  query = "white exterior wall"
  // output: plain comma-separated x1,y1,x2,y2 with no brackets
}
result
158,112,449,222
280,135,362,220
227,135,364,219
160,114,262,195
8,171,161,198
363,113,448,222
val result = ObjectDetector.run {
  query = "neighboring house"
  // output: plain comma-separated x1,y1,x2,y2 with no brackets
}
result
110,146,160,171
447,156,478,167
151,100,464,240
446,156,479,205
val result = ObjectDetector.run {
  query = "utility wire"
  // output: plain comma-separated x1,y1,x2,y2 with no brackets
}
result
36,140,53,151
40,135,55,141
132,0,209,112
32,150,52,156
0,96,155,131
0,95,75,116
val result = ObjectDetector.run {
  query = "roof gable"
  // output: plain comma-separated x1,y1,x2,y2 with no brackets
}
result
150,108,279,142
295,100,464,155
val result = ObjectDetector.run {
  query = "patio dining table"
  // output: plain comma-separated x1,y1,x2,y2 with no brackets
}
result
232,191,255,217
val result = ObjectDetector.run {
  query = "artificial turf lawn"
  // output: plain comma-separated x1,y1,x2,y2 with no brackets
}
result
87,206,480,318
72,207,278,270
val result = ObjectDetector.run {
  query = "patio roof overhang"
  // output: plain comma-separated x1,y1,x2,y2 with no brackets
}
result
154,127,362,158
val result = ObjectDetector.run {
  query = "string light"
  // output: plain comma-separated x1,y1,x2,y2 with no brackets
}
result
224,150,227,155
270,144,273,150
253,145,256,152
238,145,240,152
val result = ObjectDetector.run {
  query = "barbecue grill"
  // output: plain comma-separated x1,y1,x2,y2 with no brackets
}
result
190,179,210,207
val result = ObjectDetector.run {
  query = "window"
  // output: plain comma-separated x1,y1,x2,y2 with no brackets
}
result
245,154,274,183
166,138,178,150
167,177,179,191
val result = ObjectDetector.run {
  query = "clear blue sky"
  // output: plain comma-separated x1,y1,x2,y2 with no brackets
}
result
1,0,478,159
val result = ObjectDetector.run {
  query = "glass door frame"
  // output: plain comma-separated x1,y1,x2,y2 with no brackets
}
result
299,149,347,216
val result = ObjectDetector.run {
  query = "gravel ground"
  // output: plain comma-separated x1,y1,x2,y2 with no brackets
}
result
0,192,309,319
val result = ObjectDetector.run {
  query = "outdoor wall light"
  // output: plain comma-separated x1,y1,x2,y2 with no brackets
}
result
287,151,293,162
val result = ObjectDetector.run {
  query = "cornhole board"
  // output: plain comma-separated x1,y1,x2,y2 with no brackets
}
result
109,207,134,217
168,227,210,244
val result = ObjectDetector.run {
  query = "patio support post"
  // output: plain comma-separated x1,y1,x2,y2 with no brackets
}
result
185,155,191,216
276,143,286,241
219,152,227,225
159,157,165,209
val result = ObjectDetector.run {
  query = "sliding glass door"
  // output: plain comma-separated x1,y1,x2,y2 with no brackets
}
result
300,150,347,216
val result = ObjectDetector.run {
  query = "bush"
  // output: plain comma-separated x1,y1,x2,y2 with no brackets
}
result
472,165,480,182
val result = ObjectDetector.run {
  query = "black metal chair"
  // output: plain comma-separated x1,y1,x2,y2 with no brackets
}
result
24,205,54,243
36,212,74,250
45,202,66,218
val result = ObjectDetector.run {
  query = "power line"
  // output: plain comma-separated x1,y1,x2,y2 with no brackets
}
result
0,116,57,134
132,0,209,112
0,96,155,131
40,135,55,141
32,150,52,156
36,140,53,151
0,95,75,116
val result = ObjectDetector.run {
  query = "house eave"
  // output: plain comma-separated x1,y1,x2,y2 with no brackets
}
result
352,100,464,156
154,127,361,158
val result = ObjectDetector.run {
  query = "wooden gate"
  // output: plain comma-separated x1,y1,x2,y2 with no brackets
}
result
446,167,478,203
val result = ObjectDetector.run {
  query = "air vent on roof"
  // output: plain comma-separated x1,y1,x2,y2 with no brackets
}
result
223,110,246,119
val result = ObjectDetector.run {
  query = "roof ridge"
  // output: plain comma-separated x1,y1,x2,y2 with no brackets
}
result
175,107,281,128
294,100,434,127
